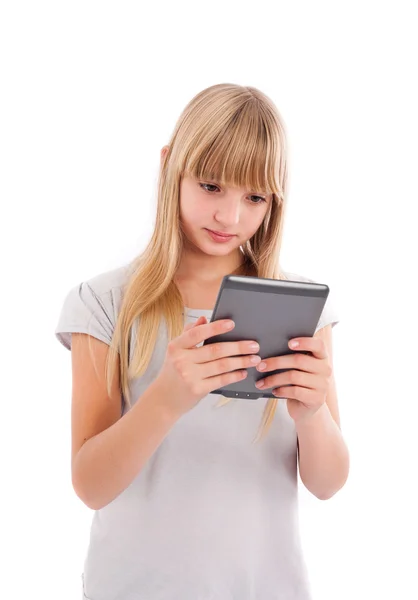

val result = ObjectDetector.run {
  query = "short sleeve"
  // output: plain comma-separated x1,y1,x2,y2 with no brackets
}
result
55,281,114,350
315,286,340,333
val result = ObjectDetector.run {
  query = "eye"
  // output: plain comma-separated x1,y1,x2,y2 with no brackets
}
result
199,183,220,193
199,182,267,205
249,195,267,205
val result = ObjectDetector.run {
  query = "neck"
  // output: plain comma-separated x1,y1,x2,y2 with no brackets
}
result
176,247,250,285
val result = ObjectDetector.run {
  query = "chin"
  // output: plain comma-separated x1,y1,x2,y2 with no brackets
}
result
205,246,236,255
199,241,234,255
193,239,236,257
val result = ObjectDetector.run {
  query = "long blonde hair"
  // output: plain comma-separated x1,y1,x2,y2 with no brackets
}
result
103,83,291,443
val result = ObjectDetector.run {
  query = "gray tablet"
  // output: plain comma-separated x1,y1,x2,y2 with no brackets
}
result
202,274,329,399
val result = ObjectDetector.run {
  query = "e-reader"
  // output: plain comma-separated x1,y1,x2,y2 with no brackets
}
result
202,274,329,399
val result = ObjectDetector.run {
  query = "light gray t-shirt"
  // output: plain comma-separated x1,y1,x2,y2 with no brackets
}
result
55,263,340,600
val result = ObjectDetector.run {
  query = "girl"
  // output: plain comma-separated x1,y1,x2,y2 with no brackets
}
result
55,83,348,600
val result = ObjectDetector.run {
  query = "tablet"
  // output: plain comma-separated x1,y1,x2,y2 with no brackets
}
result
202,274,329,399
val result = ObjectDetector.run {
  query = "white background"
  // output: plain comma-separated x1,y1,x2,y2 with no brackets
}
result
1,1,417,598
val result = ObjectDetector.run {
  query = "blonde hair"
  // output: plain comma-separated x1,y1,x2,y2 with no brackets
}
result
103,83,291,443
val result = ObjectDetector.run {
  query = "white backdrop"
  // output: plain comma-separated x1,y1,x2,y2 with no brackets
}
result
1,1,417,598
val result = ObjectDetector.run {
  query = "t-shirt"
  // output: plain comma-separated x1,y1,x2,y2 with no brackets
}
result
55,263,340,600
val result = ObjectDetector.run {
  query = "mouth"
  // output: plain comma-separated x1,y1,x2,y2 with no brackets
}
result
205,228,236,239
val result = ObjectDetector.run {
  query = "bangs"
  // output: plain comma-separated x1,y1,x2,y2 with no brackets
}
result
182,102,283,200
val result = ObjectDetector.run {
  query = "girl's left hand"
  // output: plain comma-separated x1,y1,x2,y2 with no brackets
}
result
254,336,333,424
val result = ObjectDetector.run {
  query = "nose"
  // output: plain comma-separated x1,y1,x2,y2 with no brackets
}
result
213,196,241,227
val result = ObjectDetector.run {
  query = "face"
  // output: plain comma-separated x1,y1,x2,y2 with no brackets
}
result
178,175,271,256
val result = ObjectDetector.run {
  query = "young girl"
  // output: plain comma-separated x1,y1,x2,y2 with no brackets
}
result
55,83,348,600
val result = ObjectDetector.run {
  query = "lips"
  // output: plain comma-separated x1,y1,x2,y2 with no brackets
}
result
206,229,235,238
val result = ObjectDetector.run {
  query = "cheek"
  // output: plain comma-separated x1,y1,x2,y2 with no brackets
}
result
180,197,209,226
242,208,267,235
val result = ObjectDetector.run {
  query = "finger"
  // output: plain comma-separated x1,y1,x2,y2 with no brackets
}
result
256,370,321,391
200,366,248,394
183,316,207,332
193,339,260,364
198,351,259,379
272,385,318,401
288,336,327,360
257,352,319,375
179,318,235,350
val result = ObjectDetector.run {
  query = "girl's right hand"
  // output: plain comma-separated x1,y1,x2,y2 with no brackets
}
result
155,316,262,417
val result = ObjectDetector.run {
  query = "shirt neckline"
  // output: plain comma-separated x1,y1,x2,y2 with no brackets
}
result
183,306,214,318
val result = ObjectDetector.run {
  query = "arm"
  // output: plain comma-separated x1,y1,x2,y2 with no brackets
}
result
71,315,249,511
296,403,349,500
73,377,180,510
70,333,181,511
296,324,350,500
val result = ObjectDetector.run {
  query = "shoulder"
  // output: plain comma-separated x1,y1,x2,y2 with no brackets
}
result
65,262,132,311
83,262,133,297
282,269,315,283
55,262,133,350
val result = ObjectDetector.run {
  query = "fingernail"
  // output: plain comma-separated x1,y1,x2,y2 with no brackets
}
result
289,340,299,348
255,380,265,388
257,362,267,371
223,320,235,329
